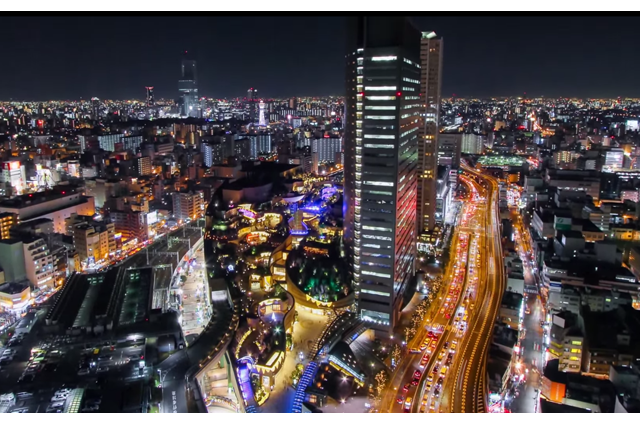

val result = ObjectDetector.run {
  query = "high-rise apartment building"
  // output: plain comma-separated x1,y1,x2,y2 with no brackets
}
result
344,16,420,335
98,134,122,152
138,156,152,176
179,51,199,118
72,222,116,264
23,236,54,291
172,191,205,222
417,31,443,235
461,133,485,155
122,135,143,152
109,211,149,243
202,142,224,167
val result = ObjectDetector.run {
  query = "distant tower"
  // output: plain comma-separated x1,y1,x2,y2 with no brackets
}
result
91,97,100,120
258,101,266,126
179,51,199,117
246,88,258,122
146,87,155,107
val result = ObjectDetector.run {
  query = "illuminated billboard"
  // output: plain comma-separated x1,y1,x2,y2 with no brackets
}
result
147,211,158,225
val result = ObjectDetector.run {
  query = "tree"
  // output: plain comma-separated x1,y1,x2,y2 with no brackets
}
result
391,344,402,368
374,370,388,398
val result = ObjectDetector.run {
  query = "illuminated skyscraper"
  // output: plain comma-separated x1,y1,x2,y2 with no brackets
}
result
417,31,443,237
344,16,420,335
246,88,258,123
258,101,266,126
179,51,199,117
145,86,155,107
91,97,100,120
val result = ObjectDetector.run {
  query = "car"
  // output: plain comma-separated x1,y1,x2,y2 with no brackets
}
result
0,355,13,364
396,396,404,404
97,366,109,373
411,379,419,386
46,407,63,413
450,341,458,352
443,342,449,350
427,373,434,382
51,394,68,402
81,405,99,412
440,366,448,376
402,383,411,393
97,355,112,361
78,368,90,376
433,387,441,397
426,382,432,391
55,390,72,397
413,370,422,380
16,392,33,398
436,377,444,387
11,408,30,413
404,397,412,412
50,401,65,408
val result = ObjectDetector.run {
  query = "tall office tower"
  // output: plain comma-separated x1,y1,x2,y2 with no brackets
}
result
258,101,266,126
417,31,443,236
91,97,100,120
344,16,421,335
179,51,199,117
246,88,258,122
146,86,155,107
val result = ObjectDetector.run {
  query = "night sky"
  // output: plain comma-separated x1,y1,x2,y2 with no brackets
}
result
1,16,638,100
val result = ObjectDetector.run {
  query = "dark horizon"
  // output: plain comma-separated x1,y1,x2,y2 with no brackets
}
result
1,16,639,100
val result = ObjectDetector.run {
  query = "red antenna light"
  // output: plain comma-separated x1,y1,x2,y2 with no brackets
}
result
396,92,402,97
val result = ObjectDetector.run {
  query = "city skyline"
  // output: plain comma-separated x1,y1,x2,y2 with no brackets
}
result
1,16,640,100
3,14,640,415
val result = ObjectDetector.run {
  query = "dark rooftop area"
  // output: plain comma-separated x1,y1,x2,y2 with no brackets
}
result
0,185,83,209
500,291,523,310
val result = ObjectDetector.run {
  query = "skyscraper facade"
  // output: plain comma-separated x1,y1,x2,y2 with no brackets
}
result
417,31,443,236
258,101,266,126
179,52,199,117
344,16,420,335
146,86,155,107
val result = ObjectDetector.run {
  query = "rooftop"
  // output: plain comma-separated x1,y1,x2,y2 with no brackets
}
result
0,186,82,209
500,291,523,310
0,281,29,295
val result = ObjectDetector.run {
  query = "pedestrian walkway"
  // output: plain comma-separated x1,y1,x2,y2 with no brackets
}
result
179,245,210,337
292,361,318,413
